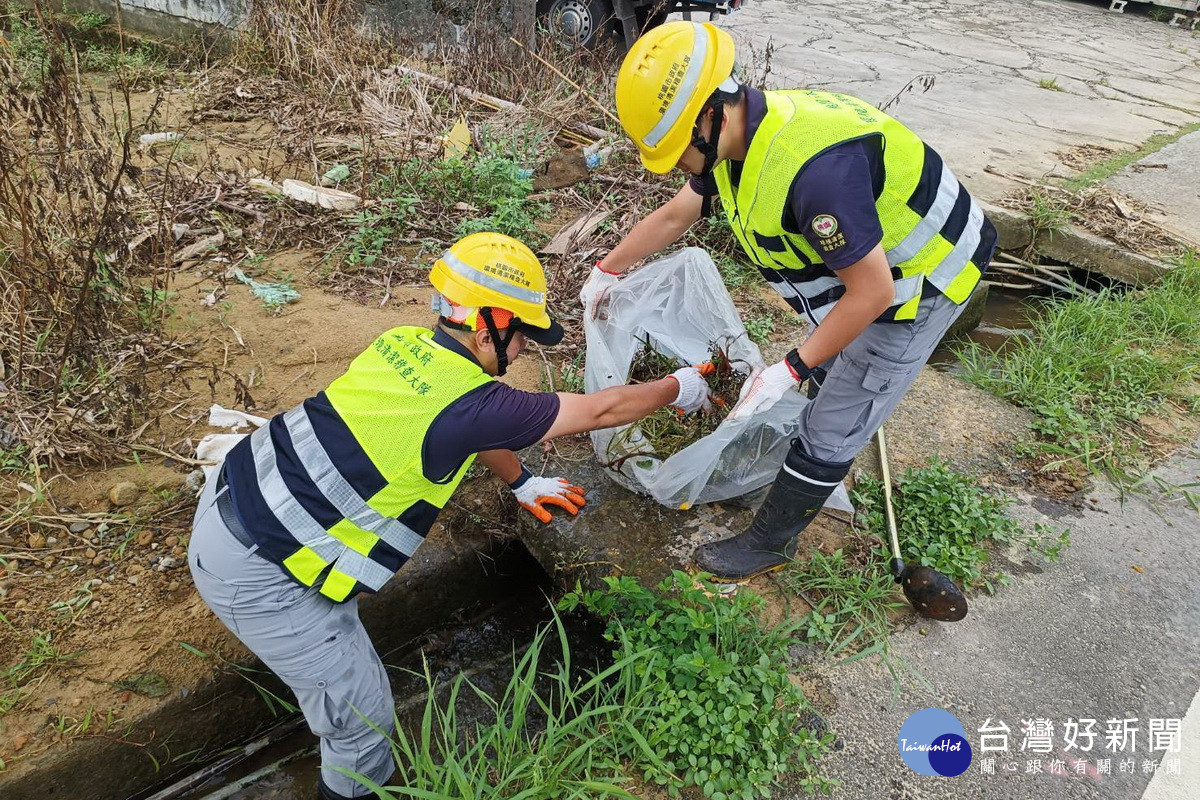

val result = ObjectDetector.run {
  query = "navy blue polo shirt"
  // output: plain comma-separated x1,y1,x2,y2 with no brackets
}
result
420,328,560,481
690,86,887,270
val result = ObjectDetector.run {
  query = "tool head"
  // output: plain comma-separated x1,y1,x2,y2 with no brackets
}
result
900,565,968,622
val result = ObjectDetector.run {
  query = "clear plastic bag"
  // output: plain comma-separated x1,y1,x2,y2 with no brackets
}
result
584,247,852,511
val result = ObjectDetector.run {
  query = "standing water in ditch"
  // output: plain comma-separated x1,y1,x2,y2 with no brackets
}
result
929,256,1121,369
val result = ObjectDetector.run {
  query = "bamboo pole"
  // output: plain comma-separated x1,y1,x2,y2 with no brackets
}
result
386,65,612,144
508,37,623,126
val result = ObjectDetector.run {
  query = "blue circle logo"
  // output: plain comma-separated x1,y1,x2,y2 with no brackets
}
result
898,708,973,776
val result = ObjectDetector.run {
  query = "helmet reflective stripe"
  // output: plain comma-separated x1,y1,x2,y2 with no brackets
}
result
885,165,959,267
439,250,545,306
283,407,424,556
642,23,709,149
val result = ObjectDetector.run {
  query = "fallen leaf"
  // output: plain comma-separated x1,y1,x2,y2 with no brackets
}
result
1130,564,1144,573
114,672,170,698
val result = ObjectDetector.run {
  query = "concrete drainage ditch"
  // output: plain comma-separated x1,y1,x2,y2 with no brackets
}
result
1,525,562,800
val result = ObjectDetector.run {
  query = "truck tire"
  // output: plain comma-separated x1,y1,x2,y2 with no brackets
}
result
537,0,616,49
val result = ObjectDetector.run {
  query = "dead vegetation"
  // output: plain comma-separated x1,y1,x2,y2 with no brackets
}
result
0,2,186,474
603,339,747,467
999,182,1188,256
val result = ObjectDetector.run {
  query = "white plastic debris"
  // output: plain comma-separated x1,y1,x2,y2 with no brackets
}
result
208,404,268,430
138,132,184,149
281,179,361,211
195,405,271,482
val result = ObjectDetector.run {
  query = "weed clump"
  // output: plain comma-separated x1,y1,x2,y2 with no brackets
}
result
780,544,901,657
957,254,1200,480
563,573,835,798
343,155,546,271
604,338,746,468
850,459,1071,593
0,1,179,471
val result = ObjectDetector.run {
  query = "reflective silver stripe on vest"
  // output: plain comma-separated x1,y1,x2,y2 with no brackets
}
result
332,549,393,592
249,426,344,564
642,24,708,149
885,164,959,267
766,275,841,301
439,250,544,305
283,407,425,557
927,201,985,294
790,273,924,325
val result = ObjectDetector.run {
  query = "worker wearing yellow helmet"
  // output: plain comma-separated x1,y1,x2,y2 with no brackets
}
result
188,232,711,800
584,21,997,581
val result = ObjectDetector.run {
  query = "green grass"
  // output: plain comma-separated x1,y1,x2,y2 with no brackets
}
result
1063,122,1200,191
2,4,166,87
1026,188,1073,234
957,253,1200,480
1038,77,1063,92
780,549,903,656
344,154,547,269
357,578,835,799
356,616,643,799
563,573,834,798
850,460,1071,594
2,632,79,716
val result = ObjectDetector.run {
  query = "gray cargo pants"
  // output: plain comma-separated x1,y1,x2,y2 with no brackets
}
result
797,289,972,463
187,473,395,798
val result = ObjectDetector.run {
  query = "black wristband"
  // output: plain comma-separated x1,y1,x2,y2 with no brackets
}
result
508,465,533,490
785,348,812,382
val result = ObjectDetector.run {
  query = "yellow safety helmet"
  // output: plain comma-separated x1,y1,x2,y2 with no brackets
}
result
429,232,562,346
616,21,736,174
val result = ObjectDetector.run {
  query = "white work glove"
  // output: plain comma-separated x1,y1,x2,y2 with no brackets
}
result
728,360,801,421
510,471,587,524
669,365,712,414
580,263,620,320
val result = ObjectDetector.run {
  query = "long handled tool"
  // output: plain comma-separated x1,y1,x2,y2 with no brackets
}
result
876,427,968,622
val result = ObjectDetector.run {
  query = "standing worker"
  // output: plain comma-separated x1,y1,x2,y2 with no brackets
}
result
188,232,711,800
583,21,996,581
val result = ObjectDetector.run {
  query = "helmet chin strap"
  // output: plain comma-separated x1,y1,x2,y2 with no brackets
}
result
691,99,726,178
478,306,516,377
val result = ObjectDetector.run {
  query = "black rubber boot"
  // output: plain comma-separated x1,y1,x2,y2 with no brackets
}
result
693,440,852,581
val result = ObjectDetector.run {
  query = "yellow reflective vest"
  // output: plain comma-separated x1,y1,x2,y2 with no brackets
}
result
233,326,491,602
713,90,989,323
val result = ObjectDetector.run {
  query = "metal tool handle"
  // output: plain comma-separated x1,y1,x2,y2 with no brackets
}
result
876,427,905,580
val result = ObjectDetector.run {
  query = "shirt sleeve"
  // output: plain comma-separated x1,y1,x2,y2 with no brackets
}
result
688,173,718,197
421,383,561,483
788,139,884,270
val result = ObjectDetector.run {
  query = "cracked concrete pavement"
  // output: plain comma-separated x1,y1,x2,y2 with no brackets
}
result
776,438,1200,800
723,0,1200,243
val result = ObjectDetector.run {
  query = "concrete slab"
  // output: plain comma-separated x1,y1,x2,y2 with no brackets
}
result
776,439,1200,800
723,0,1200,237
1107,129,1200,246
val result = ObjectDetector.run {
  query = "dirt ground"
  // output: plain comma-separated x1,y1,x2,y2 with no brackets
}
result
0,75,559,775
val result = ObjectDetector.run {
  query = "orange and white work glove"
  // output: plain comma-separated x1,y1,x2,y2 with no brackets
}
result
669,364,713,414
580,262,620,320
728,359,801,421
510,467,587,524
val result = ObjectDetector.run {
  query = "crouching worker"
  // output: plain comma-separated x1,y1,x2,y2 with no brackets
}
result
187,232,711,800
